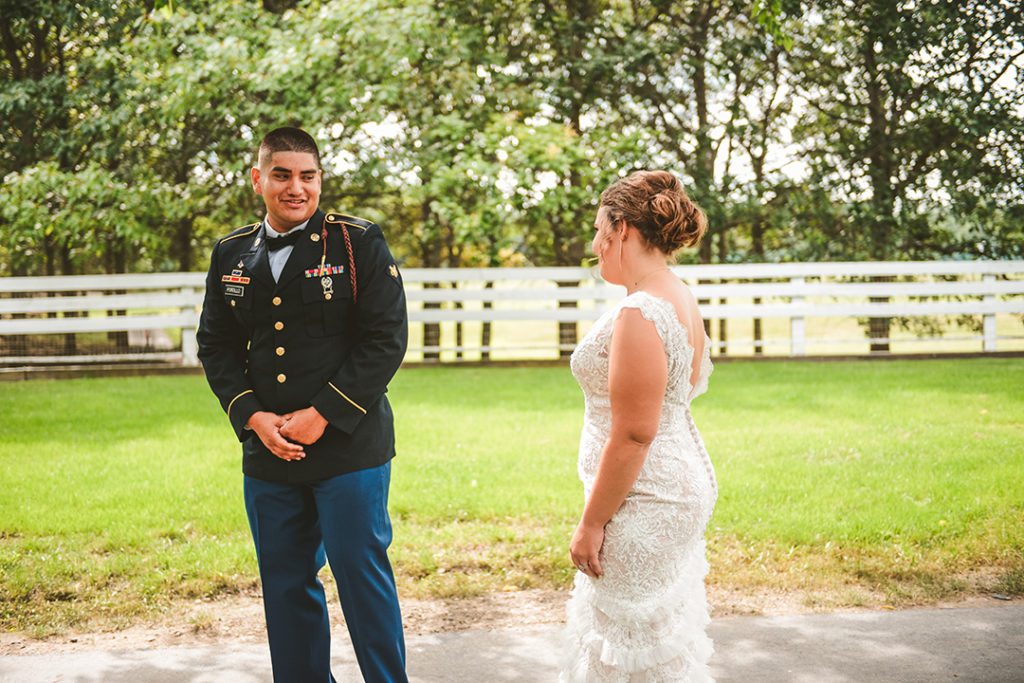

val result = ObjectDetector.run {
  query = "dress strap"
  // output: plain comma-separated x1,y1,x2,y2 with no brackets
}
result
618,292,690,390
619,291,714,402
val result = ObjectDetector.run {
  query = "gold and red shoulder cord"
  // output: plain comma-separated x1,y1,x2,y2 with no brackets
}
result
317,222,358,303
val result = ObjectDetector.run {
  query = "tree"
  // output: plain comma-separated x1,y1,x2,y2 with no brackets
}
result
337,1,515,358
718,32,797,352
588,0,793,352
791,0,1024,348
487,0,646,354
107,2,279,272
0,0,152,275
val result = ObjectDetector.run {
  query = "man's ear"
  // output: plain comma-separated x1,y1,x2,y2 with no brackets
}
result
251,166,263,195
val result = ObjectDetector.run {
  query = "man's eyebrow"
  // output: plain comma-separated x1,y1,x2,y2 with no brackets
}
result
269,166,318,174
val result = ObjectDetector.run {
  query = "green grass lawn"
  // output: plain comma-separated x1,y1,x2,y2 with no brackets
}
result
1,359,1022,635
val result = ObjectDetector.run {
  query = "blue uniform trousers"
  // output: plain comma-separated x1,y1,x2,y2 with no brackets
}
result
244,462,407,683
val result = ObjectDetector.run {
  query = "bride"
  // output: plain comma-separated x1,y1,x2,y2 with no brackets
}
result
562,170,718,681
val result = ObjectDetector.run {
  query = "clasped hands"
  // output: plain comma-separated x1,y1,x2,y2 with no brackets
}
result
247,407,328,461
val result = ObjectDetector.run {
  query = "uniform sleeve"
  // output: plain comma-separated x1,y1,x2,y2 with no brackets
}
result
310,224,408,434
196,241,265,440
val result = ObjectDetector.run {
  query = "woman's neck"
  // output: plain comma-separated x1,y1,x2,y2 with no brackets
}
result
624,255,671,294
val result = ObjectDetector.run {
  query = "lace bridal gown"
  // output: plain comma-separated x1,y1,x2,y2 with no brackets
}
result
562,291,718,682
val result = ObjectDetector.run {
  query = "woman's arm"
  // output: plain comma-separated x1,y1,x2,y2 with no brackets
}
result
570,307,667,577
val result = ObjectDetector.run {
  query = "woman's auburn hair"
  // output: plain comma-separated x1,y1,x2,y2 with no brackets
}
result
599,170,707,255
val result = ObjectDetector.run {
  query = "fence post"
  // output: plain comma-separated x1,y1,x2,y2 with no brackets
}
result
181,286,199,366
983,274,996,352
790,276,806,356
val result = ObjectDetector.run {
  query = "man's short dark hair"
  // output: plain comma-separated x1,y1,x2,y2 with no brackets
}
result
258,127,320,169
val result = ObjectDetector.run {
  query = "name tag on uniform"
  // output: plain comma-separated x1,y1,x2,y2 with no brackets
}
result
224,284,245,296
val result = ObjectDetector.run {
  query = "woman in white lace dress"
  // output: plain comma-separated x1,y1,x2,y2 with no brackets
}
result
563,170,718,682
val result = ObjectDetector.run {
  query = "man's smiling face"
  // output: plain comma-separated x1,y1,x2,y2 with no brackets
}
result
251,150,321,233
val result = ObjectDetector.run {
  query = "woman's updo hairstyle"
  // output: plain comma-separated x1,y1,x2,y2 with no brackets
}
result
599,170,707,255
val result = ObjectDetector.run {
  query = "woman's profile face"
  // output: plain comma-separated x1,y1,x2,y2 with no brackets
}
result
591,205,620,283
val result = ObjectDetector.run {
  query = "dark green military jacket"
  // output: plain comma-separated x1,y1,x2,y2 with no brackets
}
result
197,209,408,482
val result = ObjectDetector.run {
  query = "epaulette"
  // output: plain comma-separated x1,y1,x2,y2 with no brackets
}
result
325,213,373,231
323,213,364,303
218,222,261,244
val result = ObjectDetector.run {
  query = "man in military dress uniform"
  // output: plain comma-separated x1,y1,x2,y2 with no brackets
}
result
197,127,408,682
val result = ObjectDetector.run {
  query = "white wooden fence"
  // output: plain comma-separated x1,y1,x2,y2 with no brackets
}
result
1,261,1023,366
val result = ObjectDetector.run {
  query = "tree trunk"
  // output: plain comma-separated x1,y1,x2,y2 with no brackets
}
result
262,0,299,13
557,281,578,359
420,202,442,361
716,230,727,355
454,285,463,361
173,215,194,273
551,211,583,357
4,261,29,357
59,244,78,355
692,8,715,341
692,10,716,266
422,284,441,361
863,36,896,352
549,1,597,357
751,158,766,355
106,236,129,352
481,281,494,361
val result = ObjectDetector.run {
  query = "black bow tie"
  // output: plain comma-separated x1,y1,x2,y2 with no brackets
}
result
265,230,303,251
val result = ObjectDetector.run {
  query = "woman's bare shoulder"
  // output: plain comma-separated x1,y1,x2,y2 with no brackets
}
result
645,282,703,334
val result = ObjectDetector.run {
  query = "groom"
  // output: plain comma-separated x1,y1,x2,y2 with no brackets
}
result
197,126,409,682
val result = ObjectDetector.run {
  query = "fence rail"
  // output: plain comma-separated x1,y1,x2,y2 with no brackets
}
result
2,261,1023,366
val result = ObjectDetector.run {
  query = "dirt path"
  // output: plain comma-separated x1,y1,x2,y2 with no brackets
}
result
1,586,1001,657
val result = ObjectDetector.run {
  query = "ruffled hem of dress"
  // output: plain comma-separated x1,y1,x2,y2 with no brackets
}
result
561,622,714,682
567,616,713,672
561,570,713,679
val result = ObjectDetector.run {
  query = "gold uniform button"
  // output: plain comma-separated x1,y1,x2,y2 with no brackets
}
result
272,296,282,306
311,233,320,242
274,321,284,331
277,373,286,383
325,293,332,301
230,300,236,307
276,346,285,356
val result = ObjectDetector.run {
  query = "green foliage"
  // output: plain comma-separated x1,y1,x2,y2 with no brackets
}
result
0,1,148,174
1,0,1023,276
750,0,795,51
789,0,1024,261
0,162,174,275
